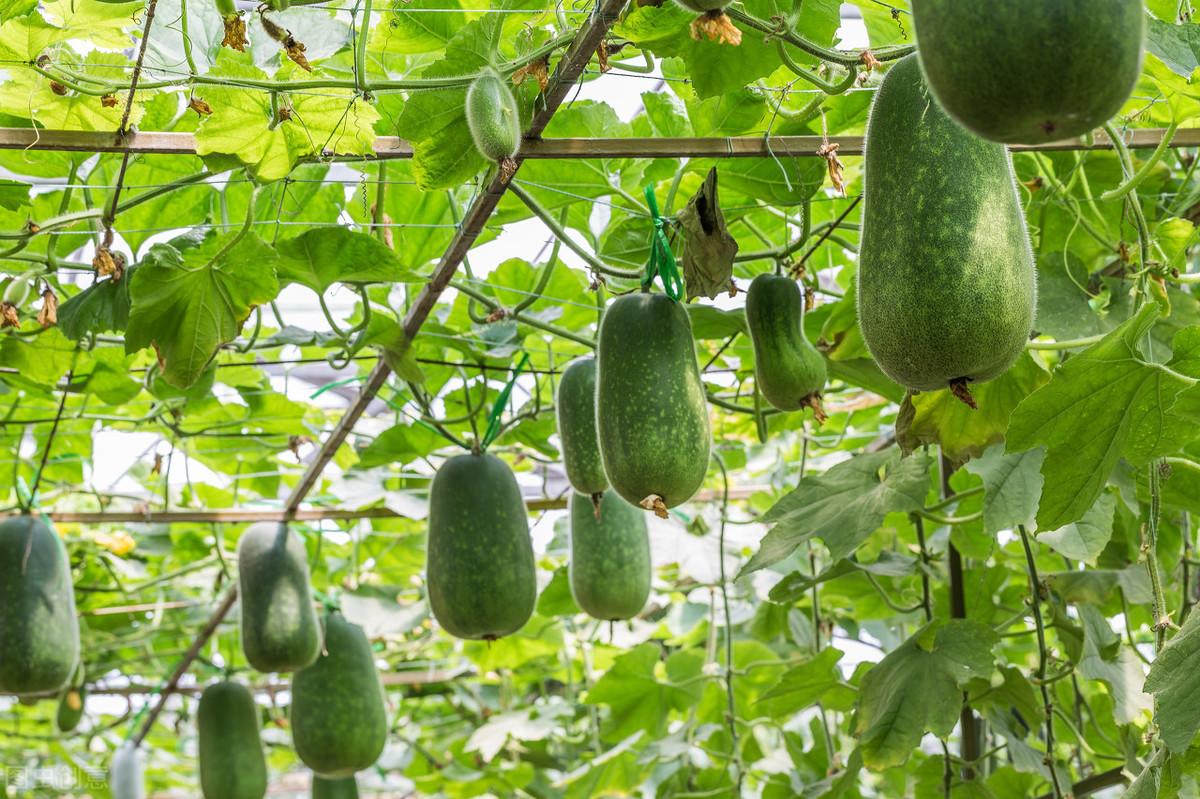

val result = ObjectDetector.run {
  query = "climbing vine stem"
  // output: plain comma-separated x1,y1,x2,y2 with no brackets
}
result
1018,525,1066,799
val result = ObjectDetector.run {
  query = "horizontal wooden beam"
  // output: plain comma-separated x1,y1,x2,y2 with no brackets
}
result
0,127,1192,161
0,487,762,525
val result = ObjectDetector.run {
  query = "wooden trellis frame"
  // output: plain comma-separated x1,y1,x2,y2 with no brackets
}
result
1,125,1195,159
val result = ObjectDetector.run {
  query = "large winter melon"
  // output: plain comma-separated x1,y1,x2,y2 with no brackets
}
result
238,522,322,673
198,681,268,799
313,775,359,799
912,0,1145,144
745,273,827,416
0,515,80,695
291,613,388,777
569,491,651,621
556,357,608,500
426,453,535,640
857,55,1036,400
596,293,711,510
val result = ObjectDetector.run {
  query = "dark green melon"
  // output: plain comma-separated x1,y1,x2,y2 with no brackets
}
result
857,55,1036,398
912,0,1145,144
426,453,535,640
237,522,322,673
465,69,521,162
313,775,359,799
56,683,86,733
198,681,268,799
0,515,79,695
291,613,387,778
569,491,651,621
556,357,608,500
596,293,711,509
745,274,827,415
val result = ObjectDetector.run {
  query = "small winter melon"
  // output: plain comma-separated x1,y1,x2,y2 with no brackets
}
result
465,69,521,163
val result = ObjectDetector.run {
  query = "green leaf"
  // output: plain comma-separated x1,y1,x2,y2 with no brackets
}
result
1146,16,1200,76
1145,611,1200,752
1077,605,1152,726
535,567,581,617
355,421,442,469
194,52,379,182
585,643,700,743
768,551,918,604
898,352,1049,466
855,620,998,769
964,445,1044,536
57,274,133,340
741,450,932,574
757,647,854,716
1007,303,1197,530
276,228,420,292
1044,565,1153,606
1038,491,1116,561
0,178,29,209
124,234,279,389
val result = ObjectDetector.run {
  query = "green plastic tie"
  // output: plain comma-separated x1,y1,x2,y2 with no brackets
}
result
641,185,684,301
480,353,530,451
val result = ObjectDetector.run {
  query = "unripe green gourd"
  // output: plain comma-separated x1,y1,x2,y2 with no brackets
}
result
109,744,144,799
465,69,521,163
596,293,711,511
745,273,827,419
912,0,1145,144
569,490,651,621
238,522,322,673
198,681,268,799
56,683,86,732
0,515,80,695
426,453,536,639
857,55,1035,402
556,357,607,502
313,775,360,799
291,613,388,777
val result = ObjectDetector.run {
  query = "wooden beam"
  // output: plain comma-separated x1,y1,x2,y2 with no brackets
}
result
3,487,763,525
0,127,1193,161
281,0,630,516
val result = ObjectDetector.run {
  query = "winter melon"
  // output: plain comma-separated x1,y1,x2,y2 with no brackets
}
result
745,273,827,417
857,55,1035,402
426,453,535,640
313,775,359,799
291,613,387,777
465,69,521,162
569,491,651,621
596,293,711,510
198,681,268,799
0,515,80,695
556,357,608,501
238,522,322,673
912,0,1145,144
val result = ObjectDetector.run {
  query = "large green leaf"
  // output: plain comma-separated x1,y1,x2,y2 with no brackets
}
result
741,449,933,574
1145,612,1200,752
855,620,998,769
276,228,420,292
1007,304,1198,529
124,234,279,389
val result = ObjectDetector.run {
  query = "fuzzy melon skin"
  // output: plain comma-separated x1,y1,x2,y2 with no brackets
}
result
291,614,388,778
198,681,268,799
674,0,728,11
109,743,145,799
745,274,827,411
313,775,359,799
857,55,1036,393
912,0,1145,144
426,453,536,640
569,491,651,621
596,293,711,509
465,69,521,162
556,357,608,497
238,522,322,673
0,515,80,695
